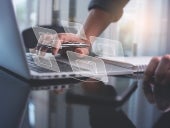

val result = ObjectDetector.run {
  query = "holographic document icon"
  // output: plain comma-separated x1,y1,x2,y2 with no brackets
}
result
67,51,108,83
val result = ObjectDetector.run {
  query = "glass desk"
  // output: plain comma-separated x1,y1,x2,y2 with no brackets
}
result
23,76,169,128
0,69,170,128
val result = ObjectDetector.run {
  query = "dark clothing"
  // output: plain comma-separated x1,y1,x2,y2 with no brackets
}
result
88,0,129,21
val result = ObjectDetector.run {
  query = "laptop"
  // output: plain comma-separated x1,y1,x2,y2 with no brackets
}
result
0,0,73,80
0,0,88,82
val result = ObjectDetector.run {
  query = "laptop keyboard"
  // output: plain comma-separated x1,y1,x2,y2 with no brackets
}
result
26,54,73,73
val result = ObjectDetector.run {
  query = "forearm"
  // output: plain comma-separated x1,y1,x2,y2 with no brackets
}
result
83,0,129,42
83,8,113,41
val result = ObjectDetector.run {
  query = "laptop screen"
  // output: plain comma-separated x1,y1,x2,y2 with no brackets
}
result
0,0,30,79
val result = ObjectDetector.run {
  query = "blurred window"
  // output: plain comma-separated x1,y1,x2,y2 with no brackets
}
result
13,0,39,31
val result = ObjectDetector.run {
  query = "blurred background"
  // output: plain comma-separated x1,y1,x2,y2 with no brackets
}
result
11,1,169,128
12,0,170,56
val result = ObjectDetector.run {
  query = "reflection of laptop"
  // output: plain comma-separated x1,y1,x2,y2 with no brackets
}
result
0,0,85,82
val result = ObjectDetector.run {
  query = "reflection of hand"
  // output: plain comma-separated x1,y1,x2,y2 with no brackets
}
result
36,33,90,56
143,55,170,111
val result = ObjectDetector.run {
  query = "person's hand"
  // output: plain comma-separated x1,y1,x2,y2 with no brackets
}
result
35,33,90,56
143,55,170,111
143,55,170,88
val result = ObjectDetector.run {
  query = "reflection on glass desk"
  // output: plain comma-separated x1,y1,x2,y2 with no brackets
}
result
0,70,30,128
21,75,170,128
1,68,170,128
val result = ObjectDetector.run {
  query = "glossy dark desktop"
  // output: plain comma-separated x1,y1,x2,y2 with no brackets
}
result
1,68,170,128
0,70,30,128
